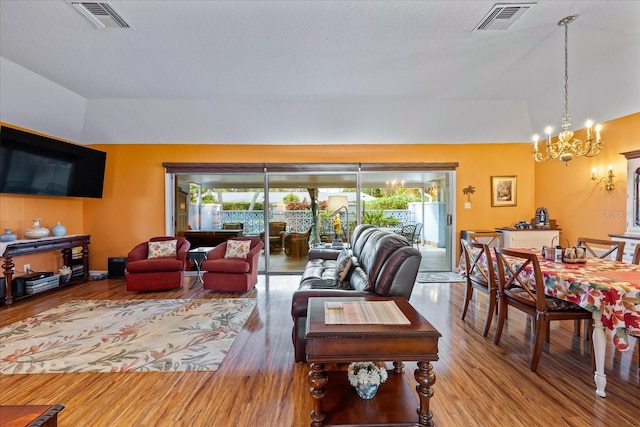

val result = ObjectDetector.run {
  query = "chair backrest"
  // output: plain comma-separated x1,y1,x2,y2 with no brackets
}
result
461,239,496,292
468,232,502,248
269,222,287,233
400,224,417,242
494,247,546,311
576,237,625,262
633,244,640,265
413,223,423,241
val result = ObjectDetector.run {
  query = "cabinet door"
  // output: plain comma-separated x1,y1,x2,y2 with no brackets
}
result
532,231,559,249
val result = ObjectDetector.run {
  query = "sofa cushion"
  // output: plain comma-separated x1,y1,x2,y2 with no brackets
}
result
147,239,177,259
358,233,409,291
204,259,250,274
334,249,353,281
349,267,369,292
374,247,421,297
127,257,182,273
225,239,251,258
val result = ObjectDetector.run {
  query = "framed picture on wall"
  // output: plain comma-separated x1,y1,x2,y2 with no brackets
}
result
491,176,517,207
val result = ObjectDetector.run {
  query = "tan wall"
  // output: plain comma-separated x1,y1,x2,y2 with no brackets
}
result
1,112,638,271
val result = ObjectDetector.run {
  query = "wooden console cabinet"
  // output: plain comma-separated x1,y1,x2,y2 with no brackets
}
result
609,149,640,263
1,235,90,305
496,228,560,249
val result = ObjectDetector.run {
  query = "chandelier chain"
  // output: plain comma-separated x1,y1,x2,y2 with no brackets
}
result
563,20,570,124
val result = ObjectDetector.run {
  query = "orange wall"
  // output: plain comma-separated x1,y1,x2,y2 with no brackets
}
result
2,113,638,271
82,142,535,269
534,113,639,247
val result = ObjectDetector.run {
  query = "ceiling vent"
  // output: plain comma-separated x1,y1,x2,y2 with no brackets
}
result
474,3,535,31
68,2,133,29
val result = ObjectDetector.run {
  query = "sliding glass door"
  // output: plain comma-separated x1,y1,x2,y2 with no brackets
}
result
265,165,358,273
359,165,454,272
165,162,457,274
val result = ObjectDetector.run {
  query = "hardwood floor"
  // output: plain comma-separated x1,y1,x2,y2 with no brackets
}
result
1,276,638,426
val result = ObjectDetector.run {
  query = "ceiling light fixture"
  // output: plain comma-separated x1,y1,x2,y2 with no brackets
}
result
532,16,603,164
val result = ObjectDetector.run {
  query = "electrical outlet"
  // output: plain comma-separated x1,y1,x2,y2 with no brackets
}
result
23,264,31,273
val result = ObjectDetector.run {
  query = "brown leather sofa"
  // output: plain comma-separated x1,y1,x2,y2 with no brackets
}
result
290,224,422,362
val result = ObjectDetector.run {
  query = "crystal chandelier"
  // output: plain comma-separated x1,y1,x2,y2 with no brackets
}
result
532,16,603,164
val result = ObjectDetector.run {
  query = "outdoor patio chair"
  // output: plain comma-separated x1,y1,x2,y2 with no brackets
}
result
285,227,312,258
260,221,287,252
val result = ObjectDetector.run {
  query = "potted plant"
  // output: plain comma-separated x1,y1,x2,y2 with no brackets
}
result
347,361,388,399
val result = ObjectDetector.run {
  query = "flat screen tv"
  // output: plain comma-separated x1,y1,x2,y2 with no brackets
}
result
0,126,107,198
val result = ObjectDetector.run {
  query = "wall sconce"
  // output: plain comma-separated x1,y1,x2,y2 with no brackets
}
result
591,166,615,191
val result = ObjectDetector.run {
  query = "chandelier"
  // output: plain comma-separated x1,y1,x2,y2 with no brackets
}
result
532,15,603,164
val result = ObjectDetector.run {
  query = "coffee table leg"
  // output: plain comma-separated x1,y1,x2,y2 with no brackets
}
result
308,362,327,427
414,360,436,427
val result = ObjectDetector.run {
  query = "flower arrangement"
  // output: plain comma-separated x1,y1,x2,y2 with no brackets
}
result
347,361,388,387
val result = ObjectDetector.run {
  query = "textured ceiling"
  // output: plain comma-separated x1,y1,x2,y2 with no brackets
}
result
0,1,638,145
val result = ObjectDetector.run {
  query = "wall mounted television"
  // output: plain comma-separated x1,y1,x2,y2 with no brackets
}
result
0,126,107,198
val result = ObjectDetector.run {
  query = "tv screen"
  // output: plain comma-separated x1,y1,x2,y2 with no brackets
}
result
0,127,106,198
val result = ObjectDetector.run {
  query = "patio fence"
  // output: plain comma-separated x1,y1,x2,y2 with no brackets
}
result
190,206,414,235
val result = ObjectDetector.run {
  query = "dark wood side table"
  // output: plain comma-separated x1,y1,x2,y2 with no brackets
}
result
304,296,441,427
0,404,64,427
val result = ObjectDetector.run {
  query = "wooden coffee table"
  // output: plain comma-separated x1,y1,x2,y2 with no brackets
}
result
0,404,64,427
304,296,441,427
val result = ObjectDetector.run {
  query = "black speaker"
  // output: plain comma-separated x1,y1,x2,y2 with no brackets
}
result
108,257,127,279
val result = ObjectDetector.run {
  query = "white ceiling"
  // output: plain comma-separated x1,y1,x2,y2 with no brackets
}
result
0,1,638,145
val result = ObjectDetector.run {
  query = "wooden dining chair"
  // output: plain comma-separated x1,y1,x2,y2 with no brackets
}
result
460,239,498,337
493,247,594,372
468,232,502,248
576,237,625,262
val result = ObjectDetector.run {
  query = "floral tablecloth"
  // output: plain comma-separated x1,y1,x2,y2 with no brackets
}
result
459,250,640,351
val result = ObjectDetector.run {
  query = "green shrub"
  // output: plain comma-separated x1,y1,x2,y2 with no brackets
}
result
283,193,300,204
362,210,400,227
222,202,264,210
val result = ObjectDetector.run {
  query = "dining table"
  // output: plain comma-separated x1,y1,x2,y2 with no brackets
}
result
458,248,640,398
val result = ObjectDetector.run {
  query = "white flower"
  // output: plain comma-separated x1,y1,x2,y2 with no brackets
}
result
347,362,388,387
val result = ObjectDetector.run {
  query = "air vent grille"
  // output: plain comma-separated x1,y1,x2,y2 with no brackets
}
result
475,3,535,31
68,1,133,29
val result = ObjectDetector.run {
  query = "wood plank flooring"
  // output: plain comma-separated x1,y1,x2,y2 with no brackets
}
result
1,276,638,426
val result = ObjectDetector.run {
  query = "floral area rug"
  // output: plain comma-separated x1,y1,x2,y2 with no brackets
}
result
0,298,256,374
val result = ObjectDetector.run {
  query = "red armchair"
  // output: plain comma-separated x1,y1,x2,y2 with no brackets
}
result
125,236,191,291
201,237,264,292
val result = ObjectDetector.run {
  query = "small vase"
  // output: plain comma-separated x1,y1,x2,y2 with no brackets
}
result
355,383,378,399
51,221,67,237
1,228,18,242
24,218,50,239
